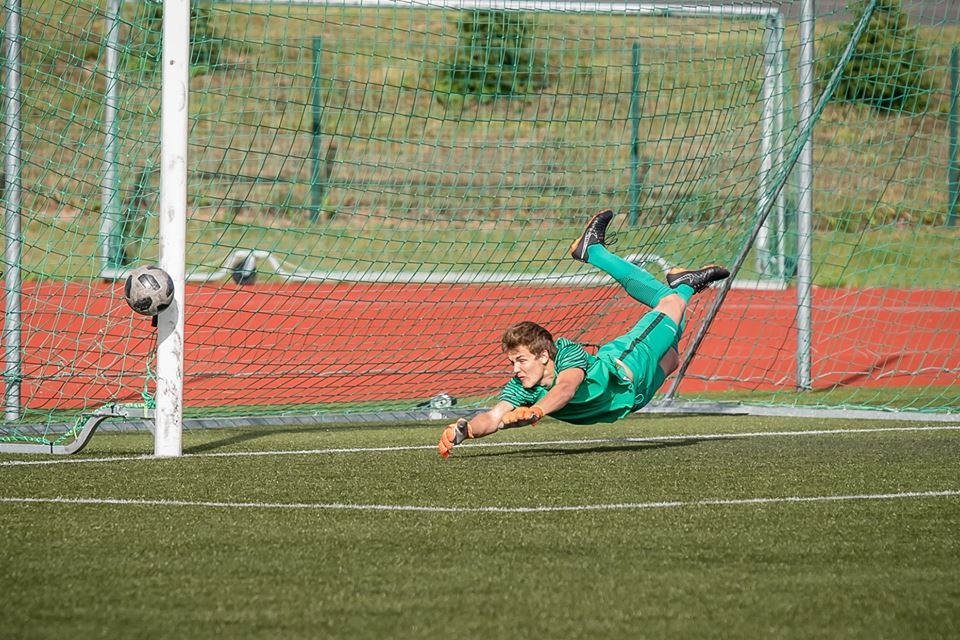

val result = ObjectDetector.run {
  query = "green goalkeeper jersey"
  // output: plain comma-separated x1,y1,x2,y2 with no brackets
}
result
499,338,636,425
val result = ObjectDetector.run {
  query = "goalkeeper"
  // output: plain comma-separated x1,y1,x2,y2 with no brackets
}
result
438,208,729,458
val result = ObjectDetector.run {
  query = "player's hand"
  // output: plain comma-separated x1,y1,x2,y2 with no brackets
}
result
501,405,544,428
438,418,473,459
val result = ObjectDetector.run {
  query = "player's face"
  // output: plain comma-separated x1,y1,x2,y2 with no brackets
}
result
507,345,551,389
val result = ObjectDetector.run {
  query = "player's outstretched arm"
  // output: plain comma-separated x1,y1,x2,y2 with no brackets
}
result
500,405,544,428
501,367,584,429
471,401,515,436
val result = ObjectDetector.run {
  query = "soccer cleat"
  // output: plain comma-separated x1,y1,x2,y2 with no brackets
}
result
666,265,730,293
570,209,614,262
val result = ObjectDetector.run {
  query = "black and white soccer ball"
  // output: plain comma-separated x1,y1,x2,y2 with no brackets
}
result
123,265,175,316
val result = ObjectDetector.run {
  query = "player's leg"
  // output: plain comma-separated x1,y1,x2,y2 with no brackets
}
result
570,209,677,308
611,265,733,405
570,208,731,320
598,309,682,409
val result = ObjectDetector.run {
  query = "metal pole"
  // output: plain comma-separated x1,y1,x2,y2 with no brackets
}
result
101,0,123,269
155,0,190,457
756,16,776,277
628,42,641,226
949,46,958,227
773,12,787,281
3,0,22,420
310,36,323,223
796,0,815,390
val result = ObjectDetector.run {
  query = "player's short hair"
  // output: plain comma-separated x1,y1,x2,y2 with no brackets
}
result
501,321,557,360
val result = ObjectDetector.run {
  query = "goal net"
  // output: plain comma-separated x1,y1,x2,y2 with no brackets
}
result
2,0,958,451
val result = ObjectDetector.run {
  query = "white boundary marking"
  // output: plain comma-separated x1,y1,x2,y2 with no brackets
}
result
2,425,957,514
1,424,958,467
1,491,958,514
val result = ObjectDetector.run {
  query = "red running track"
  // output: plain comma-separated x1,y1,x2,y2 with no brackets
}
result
10,281,960,410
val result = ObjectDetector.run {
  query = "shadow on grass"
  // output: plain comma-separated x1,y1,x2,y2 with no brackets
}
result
181,422,417,455
179,416,725,457
468,436,712,458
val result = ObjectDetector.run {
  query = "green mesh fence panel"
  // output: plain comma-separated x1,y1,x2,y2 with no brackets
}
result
1,0,958,448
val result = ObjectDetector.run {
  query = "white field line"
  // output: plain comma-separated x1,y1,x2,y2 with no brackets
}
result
1,490,958,514
3,426,957,514
1,424,958,468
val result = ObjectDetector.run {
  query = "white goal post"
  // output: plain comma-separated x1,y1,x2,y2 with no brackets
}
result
155,0,190,457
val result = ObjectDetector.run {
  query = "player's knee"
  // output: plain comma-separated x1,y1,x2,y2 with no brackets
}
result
653,294,686,327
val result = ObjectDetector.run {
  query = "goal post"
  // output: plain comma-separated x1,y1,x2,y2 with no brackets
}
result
157,0,798,457
154,0,190,457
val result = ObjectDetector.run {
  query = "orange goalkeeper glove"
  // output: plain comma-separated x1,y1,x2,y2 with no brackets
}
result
501,405,544,428
438,418,473,459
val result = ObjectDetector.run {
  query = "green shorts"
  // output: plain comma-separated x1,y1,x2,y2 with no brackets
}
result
597,311,681,410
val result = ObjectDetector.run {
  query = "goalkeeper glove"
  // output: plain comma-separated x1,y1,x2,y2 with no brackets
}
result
501,405,544,428
438,418,473,459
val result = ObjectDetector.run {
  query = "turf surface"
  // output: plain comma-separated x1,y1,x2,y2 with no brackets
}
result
2,415,958,639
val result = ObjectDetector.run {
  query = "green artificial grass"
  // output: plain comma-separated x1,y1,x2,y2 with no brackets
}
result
2,415,958,639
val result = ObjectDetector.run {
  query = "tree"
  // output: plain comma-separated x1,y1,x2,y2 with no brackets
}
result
818,0,934,113
433,10,550,102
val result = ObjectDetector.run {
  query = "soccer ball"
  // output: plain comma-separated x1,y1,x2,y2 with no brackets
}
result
230,253,257,285
123,265,175,316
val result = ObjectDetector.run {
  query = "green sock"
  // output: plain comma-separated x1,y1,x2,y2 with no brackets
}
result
586,245,690,306
674,284,694,303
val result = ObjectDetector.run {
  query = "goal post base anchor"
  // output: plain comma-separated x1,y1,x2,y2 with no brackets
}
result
0,404,155,455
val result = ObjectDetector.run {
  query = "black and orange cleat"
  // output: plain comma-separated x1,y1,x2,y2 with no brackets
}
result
666,265,730,293
569,209,614,263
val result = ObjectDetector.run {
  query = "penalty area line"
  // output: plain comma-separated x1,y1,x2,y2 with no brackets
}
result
1,490,958,514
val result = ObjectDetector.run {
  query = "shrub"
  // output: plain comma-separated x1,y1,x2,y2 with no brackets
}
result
817,0,935,114
433,10,549,101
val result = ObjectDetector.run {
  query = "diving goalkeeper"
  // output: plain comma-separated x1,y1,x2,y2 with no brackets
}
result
438,208,729,458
